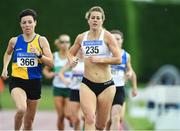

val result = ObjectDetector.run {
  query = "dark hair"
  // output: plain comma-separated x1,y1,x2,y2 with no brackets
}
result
19,9,37,22
111,29,124,39
85,6,105,21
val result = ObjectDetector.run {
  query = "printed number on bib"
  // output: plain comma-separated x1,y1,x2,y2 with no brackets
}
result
111,69,119,75
83,40,102,56
86,46,99,55
17,53,38,67
17,58,38,67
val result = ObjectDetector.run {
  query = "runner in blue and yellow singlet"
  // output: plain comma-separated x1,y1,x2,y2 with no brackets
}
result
1,9,53,130
12,34,43,79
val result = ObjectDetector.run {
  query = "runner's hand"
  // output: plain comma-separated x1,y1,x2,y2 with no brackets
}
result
125,71,133,79
88,56,100,63
131,88,137,97
30,43,40,56
1,70,9,80
70,57,79,67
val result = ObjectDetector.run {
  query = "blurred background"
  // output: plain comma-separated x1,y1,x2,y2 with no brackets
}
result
0,0,180,130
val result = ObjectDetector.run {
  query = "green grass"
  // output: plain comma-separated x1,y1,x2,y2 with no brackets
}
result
125,101,154,130
124,91,154,130
39,86,54,110
126,115,154,130
0,86,14,109
0,85,54,110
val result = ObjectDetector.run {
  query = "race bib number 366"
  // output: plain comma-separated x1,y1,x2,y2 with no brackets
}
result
17,53,38,67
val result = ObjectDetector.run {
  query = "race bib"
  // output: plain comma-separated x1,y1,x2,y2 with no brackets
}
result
111,68,118,75
17,53,38,67
83,40,102,55
73,73,83,81
111,65,125,76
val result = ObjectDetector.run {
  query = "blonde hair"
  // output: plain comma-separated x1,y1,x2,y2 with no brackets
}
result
85,6,105,21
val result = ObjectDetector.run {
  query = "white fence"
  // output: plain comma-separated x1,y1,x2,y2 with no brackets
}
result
128,85,180,130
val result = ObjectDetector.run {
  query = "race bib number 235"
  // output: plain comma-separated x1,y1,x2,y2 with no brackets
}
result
83,40,102,55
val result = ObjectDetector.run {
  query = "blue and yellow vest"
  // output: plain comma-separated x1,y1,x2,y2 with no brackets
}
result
12,34,43,79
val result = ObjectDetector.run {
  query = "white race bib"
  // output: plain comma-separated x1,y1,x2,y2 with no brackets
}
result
17,53,38,67
111,65,125,76
83,40,102,56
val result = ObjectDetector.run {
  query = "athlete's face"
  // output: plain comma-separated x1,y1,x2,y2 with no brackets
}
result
57,35,70,50
113,33,123,49
20,15,36,35
88,11,103,30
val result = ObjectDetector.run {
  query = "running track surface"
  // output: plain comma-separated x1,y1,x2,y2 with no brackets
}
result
0,110,74,130
0,110,128,131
